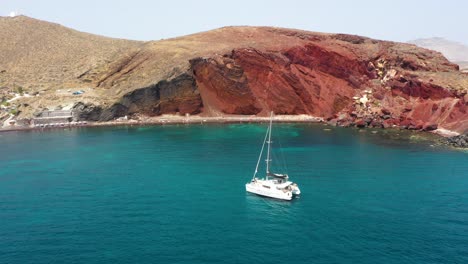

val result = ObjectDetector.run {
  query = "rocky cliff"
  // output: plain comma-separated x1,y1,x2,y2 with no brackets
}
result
1,16,467,133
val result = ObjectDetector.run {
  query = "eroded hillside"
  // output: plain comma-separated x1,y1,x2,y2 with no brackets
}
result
1,16,467,133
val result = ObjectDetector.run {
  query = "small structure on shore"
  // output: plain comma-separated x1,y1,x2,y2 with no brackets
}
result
32,110,73,126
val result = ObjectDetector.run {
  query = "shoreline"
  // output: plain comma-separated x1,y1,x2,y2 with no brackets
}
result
0,114,461,140
0,115,323,133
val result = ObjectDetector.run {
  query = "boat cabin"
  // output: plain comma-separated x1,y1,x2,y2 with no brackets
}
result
267,172,289,183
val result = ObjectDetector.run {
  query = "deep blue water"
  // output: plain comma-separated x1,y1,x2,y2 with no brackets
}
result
0,124,467,264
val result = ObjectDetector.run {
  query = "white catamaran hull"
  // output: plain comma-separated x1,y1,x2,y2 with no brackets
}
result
245,182,293,200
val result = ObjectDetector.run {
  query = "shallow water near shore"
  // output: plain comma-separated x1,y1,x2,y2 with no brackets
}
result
1,124,467,263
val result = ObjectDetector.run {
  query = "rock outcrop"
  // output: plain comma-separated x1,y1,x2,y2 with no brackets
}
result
1,16,467,133
442,133,468,148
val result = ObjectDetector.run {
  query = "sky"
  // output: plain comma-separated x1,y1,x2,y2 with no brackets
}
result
1,0,467,44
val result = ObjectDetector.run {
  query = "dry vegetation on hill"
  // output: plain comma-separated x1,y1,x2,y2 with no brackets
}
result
0,16,141,90
1,16,467,133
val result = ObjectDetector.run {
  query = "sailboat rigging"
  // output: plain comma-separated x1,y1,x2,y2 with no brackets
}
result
245,112,301,200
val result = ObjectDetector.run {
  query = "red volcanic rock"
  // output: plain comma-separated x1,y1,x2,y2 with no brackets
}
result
400,118,413,129
192,47,360,117
423,123,438,131
31,24,465,132
190,57,261,115
363,117,373,125
408,120,424,130
112,29,468,133
403,106,413,112
381,108,391,115
370,119,383,128
355,119,367,128
391,80,455,100
373,91,385,100
383,119,399,128
283,43,370,83
182,30,467,133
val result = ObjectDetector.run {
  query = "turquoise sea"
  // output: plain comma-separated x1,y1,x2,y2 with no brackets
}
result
1,124,467,264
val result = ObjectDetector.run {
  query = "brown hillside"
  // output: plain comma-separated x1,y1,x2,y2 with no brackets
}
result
1,16,467,133
0,16,141,105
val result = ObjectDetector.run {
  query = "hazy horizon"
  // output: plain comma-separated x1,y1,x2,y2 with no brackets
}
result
1,0,467,45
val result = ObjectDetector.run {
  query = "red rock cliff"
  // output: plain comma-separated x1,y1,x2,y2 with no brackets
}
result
186,30,467,133
1,18,466,133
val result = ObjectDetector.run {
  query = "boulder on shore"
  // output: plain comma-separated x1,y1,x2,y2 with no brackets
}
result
442,134,468,148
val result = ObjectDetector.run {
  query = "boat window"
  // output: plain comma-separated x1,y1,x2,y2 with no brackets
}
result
262,185,270,189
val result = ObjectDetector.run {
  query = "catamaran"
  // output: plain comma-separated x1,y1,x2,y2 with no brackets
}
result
245,112,301,200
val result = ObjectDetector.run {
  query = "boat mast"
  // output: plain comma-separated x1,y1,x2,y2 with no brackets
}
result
266,111,273,175
253,125,270,180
